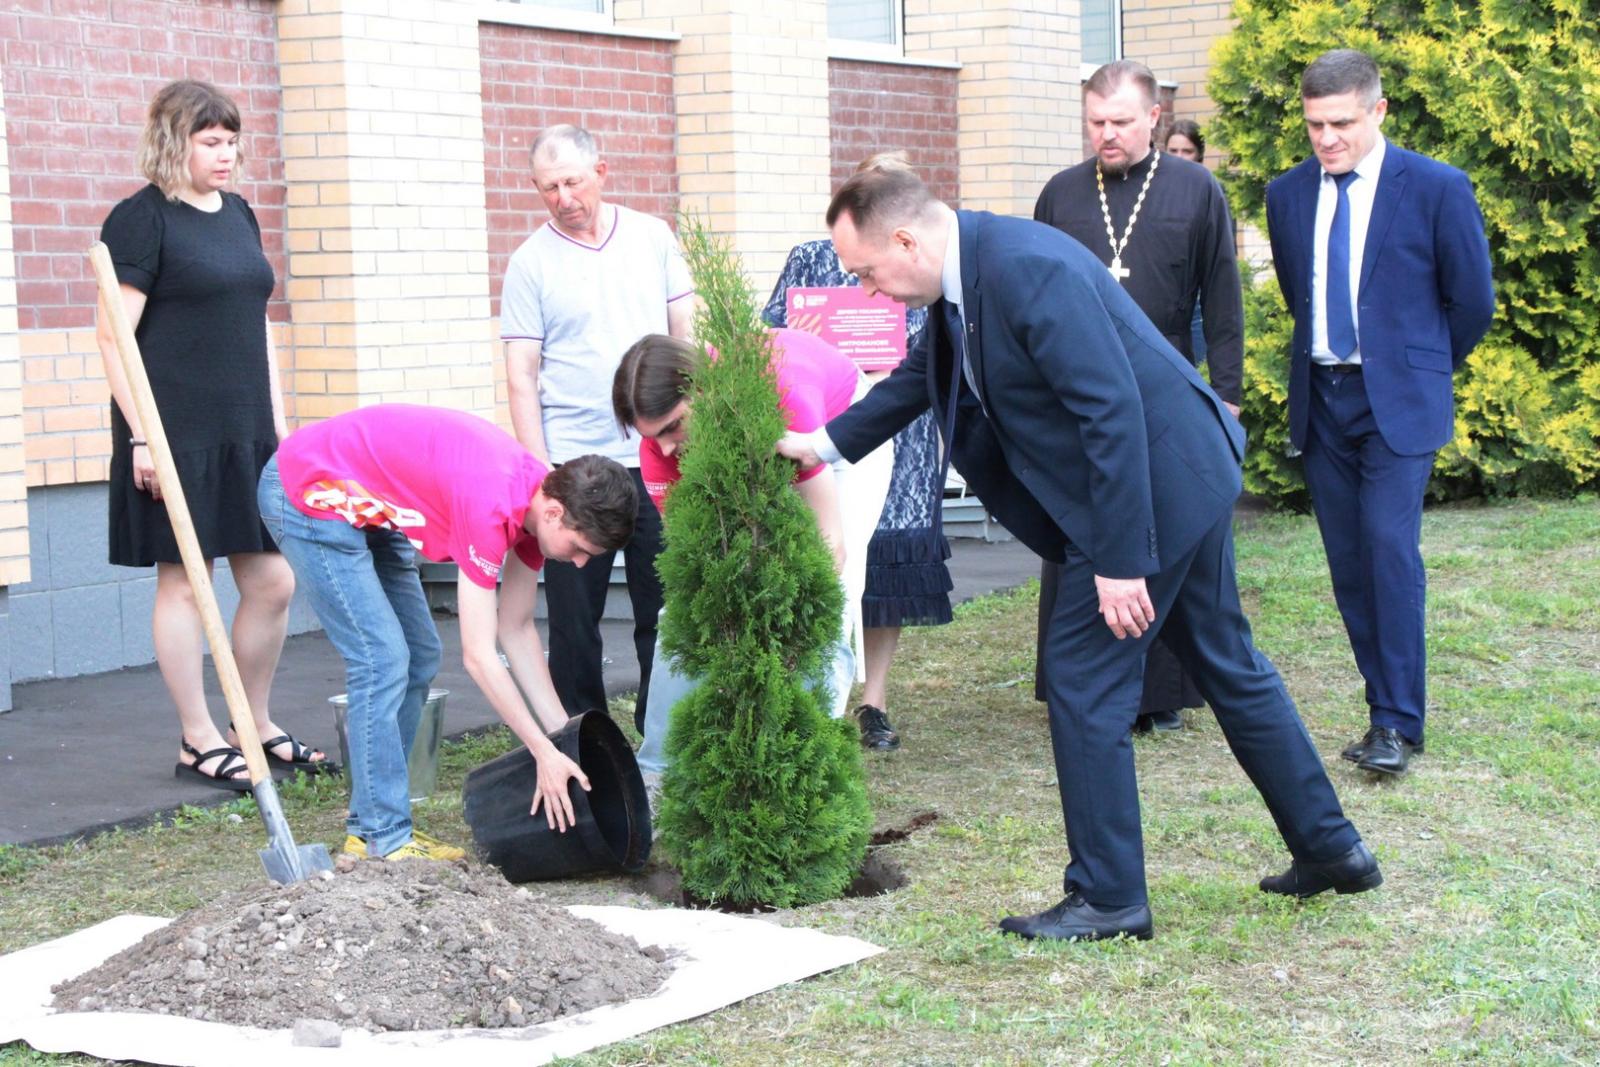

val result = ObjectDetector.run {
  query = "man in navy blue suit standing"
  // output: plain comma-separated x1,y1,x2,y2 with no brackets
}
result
779,165,1378,942
1266,50,1495,776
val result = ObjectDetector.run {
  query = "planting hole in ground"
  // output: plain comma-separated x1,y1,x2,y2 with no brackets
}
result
636,810,937,910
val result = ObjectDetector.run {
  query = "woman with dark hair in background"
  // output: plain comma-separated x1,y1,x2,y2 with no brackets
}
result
96,79,332,789
1164,118,1205,162
1165,119,1211,366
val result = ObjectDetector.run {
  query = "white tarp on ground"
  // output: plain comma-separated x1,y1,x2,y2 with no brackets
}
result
0,905,882,1066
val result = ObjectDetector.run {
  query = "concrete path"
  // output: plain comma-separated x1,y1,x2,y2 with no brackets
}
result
0,537,1037,847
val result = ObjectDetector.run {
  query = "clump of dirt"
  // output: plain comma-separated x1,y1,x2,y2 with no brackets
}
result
868,810,939,846
53,859,672,1033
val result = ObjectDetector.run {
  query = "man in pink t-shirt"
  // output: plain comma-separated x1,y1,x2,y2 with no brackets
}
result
258,405,637,861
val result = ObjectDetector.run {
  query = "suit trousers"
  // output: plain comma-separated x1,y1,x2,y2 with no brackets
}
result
543,467,664,731
1040,511,1360,906
1301,365,1435,744
1034,560,1204,715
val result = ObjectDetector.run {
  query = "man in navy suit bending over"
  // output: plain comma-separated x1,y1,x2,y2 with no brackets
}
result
1266,50,1495,776
779,165,1378,942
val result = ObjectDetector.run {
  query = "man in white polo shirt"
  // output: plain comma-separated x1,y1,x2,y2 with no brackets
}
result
500,123,696,729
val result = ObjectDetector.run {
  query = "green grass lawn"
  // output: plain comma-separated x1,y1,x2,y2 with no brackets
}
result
3,498,1597,1065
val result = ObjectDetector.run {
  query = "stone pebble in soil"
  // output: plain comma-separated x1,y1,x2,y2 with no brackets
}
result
52,859,673,1032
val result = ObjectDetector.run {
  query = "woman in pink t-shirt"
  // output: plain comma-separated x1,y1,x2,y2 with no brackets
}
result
613,330,893,786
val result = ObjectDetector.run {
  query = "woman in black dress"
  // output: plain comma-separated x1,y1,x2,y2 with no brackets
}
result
95,80,331,789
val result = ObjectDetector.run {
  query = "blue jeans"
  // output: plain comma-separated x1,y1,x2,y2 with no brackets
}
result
637,425,888,778
257,457,441,857
636,609,852,777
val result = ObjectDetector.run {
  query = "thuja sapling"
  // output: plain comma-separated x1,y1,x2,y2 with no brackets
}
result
651,217,871,908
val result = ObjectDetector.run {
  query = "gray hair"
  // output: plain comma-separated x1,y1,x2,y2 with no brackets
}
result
530,124,598,169
854,149,913,175
1301,49,1383,108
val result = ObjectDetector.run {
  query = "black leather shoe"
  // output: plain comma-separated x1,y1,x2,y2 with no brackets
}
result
854,704,900,751
999,891,1153,942
1135,709,1183,733
1342,725,1424,765
1355,727,1421,775
1259,842,1383,899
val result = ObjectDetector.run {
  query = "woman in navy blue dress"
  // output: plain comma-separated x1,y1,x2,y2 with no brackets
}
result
763,156,953,751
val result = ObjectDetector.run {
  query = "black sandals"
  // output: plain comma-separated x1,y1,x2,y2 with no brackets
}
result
175,739,253,792
228,728,342,776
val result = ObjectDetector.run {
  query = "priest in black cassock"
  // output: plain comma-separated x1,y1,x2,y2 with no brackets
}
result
1030,60,1245,733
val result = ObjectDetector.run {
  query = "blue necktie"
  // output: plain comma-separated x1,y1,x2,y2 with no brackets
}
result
1326,171,1358,359
943,301,965,373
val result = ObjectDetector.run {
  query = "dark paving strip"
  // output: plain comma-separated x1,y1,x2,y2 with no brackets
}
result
0,537,1038,847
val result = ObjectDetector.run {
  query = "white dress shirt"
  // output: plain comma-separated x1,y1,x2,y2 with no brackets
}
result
938,211,986,409
1311,136,1386,366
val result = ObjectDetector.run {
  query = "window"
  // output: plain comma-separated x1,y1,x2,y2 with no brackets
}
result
829,0,901,49
499,0,605,13
482,0,611,32
1081,0,1121,69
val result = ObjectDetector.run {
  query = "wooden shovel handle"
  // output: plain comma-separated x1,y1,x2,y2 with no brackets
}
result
88,242,272,786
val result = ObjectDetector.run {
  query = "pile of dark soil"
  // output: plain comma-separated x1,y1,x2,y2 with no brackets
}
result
53,859,672,1032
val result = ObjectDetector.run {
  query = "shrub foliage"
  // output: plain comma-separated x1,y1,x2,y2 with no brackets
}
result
1209,0,1600,503
652,217,871,908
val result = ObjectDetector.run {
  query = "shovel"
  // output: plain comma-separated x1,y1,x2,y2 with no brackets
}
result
89,242,333,885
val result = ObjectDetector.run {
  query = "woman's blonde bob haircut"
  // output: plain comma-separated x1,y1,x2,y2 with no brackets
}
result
137,80,243,201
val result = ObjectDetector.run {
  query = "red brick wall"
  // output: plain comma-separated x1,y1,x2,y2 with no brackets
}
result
0,0,285,485
0,0,286,331
829,60,959,205
480,24,677,314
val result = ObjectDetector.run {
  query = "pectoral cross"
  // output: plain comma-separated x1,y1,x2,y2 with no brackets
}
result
1108,257,1130,282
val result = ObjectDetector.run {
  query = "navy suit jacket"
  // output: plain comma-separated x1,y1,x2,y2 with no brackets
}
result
1265,143,1495,455
827,211,1243,580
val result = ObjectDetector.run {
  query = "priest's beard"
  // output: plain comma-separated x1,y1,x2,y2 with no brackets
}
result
1098,155,1134,178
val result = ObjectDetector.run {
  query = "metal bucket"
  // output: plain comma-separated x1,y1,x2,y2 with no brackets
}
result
328,688,448,801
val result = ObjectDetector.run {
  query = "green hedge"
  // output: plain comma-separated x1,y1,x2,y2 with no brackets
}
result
1209,0,1600,504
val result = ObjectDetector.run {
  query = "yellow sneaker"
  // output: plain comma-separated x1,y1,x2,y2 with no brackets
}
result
382,841,432,862
343,831,466,861
411,830,467,861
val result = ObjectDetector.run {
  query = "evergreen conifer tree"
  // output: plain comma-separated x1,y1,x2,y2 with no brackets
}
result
651,217,871,908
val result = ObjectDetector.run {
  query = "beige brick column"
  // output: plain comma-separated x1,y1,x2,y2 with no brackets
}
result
1121,0,1235,125
0,83,31,586
904,0,1084,215
277,0,495,421
614,0,833,284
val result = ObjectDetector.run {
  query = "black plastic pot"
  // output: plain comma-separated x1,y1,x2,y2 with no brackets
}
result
462,710,652,882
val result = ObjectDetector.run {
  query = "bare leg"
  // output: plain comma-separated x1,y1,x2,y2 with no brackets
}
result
155,561,233,771
226,551,310,759
860,625,902,711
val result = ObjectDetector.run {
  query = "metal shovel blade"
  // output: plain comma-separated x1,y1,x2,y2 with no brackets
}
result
253,779,334,884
